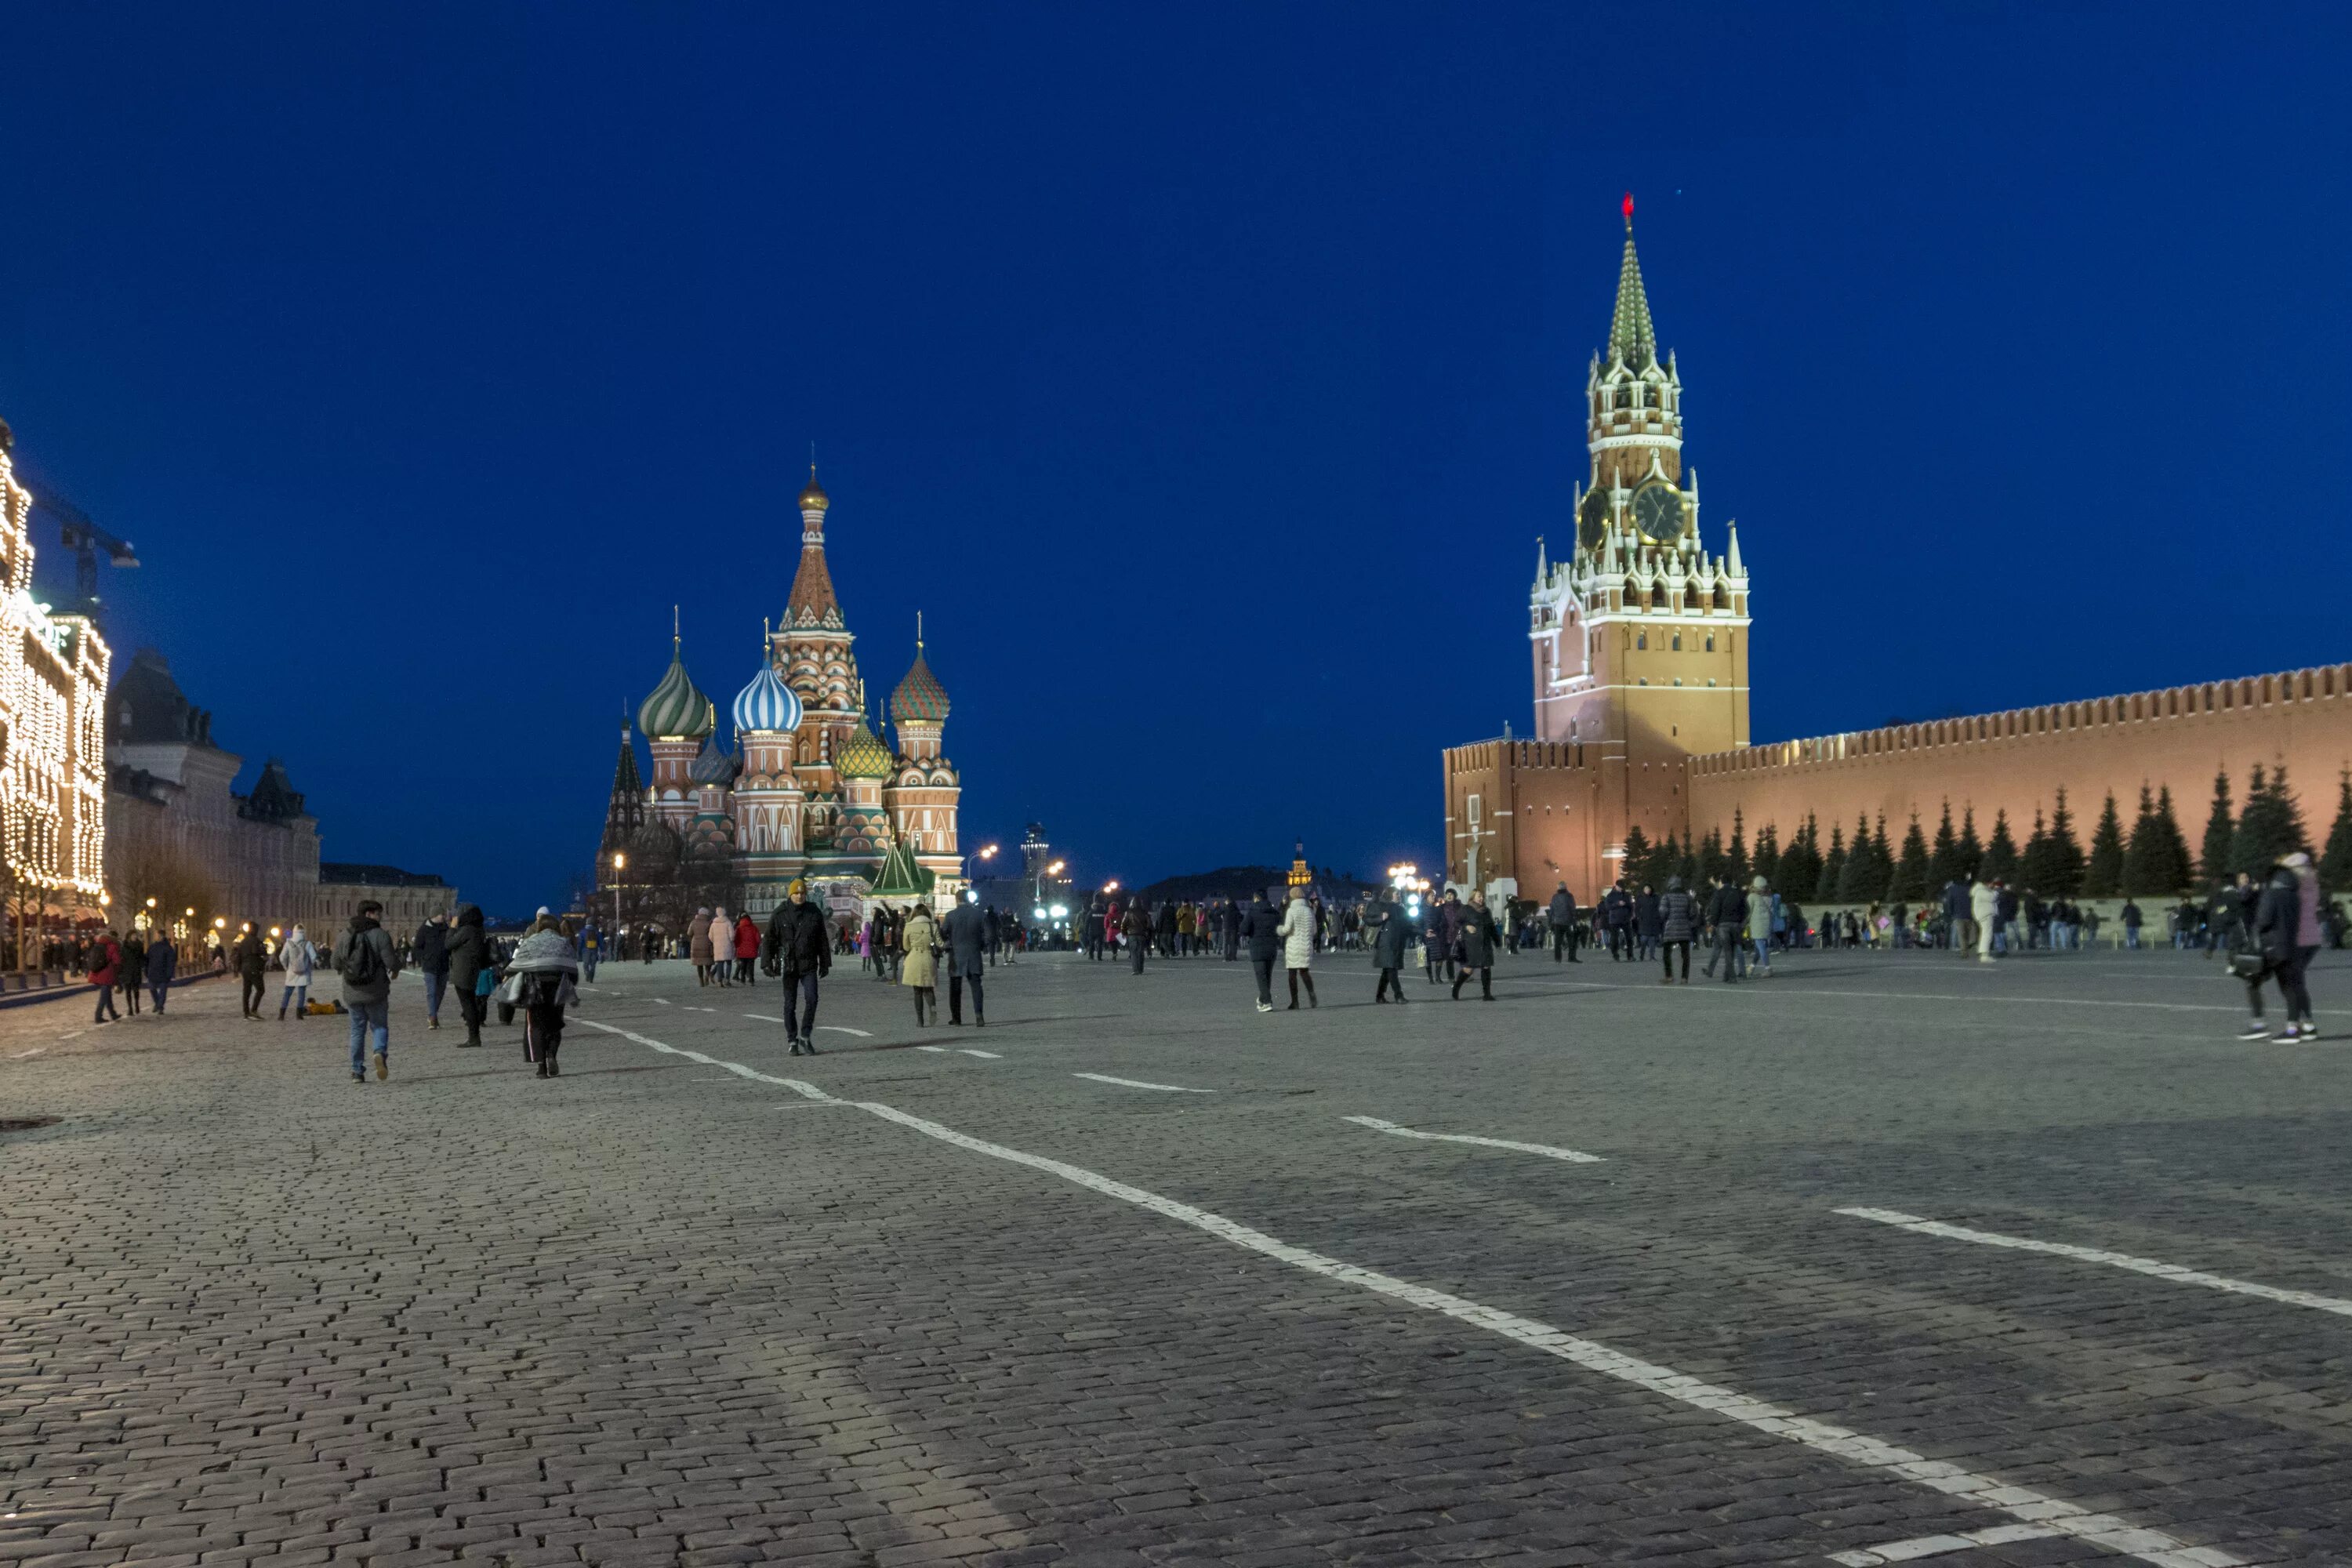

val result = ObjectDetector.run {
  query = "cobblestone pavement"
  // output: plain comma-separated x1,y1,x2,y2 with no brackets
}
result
5,942,2351,1566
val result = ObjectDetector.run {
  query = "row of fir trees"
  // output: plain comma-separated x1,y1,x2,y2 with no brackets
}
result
1616,764,2352,903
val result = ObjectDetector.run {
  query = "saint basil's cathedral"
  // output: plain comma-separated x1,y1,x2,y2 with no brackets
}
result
600,470,963,920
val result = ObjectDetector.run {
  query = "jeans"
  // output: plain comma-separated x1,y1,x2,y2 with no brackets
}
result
93,983,118,1022
423,968,448,1022
1250,956,1276,1005
2124,927,2140,949
582,953,599,982
1717,933,1748,981
279,983,308,1016
949,971,983,1022
347,999,389,1073
782,972,820,1039
240,973,266,1014
150,980,171,1013
1751,936,1771,971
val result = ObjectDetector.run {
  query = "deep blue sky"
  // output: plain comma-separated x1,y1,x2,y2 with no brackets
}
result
3,3,2347,913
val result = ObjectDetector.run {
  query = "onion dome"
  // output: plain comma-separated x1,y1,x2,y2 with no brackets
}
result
798,465,829,513
637,637,714,740
833,708,896,779
687,735,740,788
891,644,950,727
731,659,802,734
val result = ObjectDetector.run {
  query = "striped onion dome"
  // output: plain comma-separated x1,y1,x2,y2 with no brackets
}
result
731,660,802,734
637,644,714,740
833,710,896,779
687,735,740,787
890,646,949,726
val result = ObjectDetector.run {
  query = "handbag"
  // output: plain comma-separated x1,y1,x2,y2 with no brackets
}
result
499,970,528,1005
2227,949,2270,982
475,968,497,998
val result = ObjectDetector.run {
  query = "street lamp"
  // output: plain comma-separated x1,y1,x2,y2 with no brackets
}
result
611,851,626,946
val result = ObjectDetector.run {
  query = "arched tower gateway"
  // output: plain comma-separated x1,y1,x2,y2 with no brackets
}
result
1443,195,1754,898
637,615,717,835
885,620,963,896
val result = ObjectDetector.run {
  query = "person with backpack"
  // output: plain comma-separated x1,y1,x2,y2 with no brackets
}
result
443,904,492,1047
333,900,401,1082
275,924,317,1020
88,930,122,1024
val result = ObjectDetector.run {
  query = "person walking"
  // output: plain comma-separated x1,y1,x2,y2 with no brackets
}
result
504,909,582,1076
762,879,832,1054
577,918,602,983
445,903,492,1047
88,930,122,1025
1657,876,1697,983
711,907,738,986
901,900,942,1026
413,911,450,1030
333,899,401,1083
1747,875,1775,978
118,930,147,1016
1371,894,1413,1003
1122,899,1151,975
1970,877,1999,963
1702,878,1748,982
2245,851,2323,1041
276,924,318,1020
232,924,268,1018
1239,891,1281,1011
941,895,988,1025
145,931,178,1014
1277,885,1317,1008
1942,877,1972,954
1451,891,1497,1000
1548,882,1578,964
690,906,716,985
731,911,759,985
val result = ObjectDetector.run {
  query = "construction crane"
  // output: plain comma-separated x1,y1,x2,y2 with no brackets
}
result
24,485,137,621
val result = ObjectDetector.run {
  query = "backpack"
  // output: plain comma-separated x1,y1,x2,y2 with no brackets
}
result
342,929,385,988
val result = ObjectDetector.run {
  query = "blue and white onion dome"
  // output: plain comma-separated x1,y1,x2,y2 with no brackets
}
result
731,659,803,734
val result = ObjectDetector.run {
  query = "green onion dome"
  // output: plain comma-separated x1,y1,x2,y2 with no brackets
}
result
686,735,740,787
637,643,715,741
833,711,896,779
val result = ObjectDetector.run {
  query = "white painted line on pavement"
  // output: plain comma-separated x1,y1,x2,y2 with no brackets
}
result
1073,1072,1214,1093
589,1023,2241,1568
14,1047,47,1058
744,1014,785,1023
653,998,672,1006
1838,1207,2352,1319
56,1033,82,1041
577,1019,831,1101
1830,1522,2066,1565
1345,1115,1602,1163
960,1048,1001,1058
917,1045,949,1053
1526,978,2238,1014
818,1025,873,1038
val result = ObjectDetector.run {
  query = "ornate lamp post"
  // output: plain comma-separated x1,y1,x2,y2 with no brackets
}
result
610,851,626,947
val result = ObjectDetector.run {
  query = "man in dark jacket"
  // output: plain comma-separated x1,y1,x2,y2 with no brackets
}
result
1548,883,1579,964
941,895,988,1026
443,904,492,1048
1941,878,1972,953
1371,895,1413,1003
332,902,401,1081
1121,901,1152,975
234,924,268,1019
763,879,833,1054
412,913,451,1030
146,934,179,1014
1702,880,1748,982
1240,893,1281,1011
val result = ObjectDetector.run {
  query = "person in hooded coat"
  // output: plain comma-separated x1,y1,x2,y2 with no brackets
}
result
89,931,122,1024
276,924,318,1019
1450,892,1497,1000
444,904,493,1047
732,912,759,983
689,907,716,985
900,900,942,1025
1371,895,1413,1003
1276,886,1317,1009
119,931,147,1015
234,924,269,1018
508,911,582,1076
1657,876,1698,984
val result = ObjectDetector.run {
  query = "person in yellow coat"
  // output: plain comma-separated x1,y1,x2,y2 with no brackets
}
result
900,900,942,1026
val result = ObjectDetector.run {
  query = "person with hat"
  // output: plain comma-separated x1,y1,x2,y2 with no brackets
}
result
762,878,832,1055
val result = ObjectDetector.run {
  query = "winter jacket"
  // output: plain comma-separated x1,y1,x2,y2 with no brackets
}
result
2255,865,2321,959
146,940,178,985
899,909,941,988
446,906,492,989
234,931,267,977
1240,898,1282,960
1456,905,1497,968
1969,882,1997,925
1943,880,1970,921
689,913,715,966
279,931,316,980
120,939,147,986
332,915,400,1006
1548,890,1575,927
1277,898,1316,967
1657,888,1697,944
729,915,755,960
88,938,120,989
1120,905,1150,940
1371,905,1413,967
1744,886,1772,940
764,900,833,978
939,902,987,977
1635,891,1661,938
412,918,450,975
509,929,582,976
1704,883,1747,934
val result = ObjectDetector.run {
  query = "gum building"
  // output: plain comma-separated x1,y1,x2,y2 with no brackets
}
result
1443,205,2352,899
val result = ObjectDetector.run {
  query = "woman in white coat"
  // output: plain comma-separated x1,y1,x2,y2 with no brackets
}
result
1277,886,1318,1010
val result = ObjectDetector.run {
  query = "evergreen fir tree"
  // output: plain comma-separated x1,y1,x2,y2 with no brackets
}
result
1726,810,1750,888
2150,786,2194,897
1869,814,1895,891
2046,787,2086,896
2323,769,2352,893
1697,828,1726,887
1642,830,1681,891
1780,814,1822,900
1927,801,1961,890
1621,825,1652,889
1980,809,2020,884
1892,814,1931,901
1816,822,1845,904
2082,792,2125,897
2198,767,2235,888
2119,783,2161,896
2232,762,2311,873
2019,807,2053,894
1957,806,1984,881
1752,822,1780,889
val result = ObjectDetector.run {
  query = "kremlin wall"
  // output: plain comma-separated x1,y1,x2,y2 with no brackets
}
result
1443,208,2350,901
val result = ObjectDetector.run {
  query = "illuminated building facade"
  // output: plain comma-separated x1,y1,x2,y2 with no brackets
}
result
0,419,111,959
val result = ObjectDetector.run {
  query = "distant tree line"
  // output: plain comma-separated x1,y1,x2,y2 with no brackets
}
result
1623,762,2352,901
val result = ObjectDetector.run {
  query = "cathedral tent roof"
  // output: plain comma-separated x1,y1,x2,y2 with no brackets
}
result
1610,221,1657,370
870,838,935,901
786,466,844,630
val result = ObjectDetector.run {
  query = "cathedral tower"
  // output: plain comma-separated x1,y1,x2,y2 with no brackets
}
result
730,641,807,916
773,468,858,806
637,613,716,833
885,620,962,895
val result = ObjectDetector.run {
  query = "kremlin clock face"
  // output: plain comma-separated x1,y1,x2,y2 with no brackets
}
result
1632,481,1684,542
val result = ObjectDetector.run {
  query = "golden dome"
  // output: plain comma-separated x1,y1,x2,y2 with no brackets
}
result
798,466,829,512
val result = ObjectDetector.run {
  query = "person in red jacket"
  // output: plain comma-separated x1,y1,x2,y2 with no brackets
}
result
89,930,122,1024
732,912,759,984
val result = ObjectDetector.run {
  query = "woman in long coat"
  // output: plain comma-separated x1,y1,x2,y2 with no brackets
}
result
508,913,582,1076
1450,891,1497,1001
689,908,716,985
1276,886,1317,1009
444,905,492,1047
732,912,759,984
1657,876,1697,985
900,901,941,1026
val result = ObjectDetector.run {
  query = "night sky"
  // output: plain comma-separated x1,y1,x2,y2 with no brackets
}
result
2,4,2346,915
